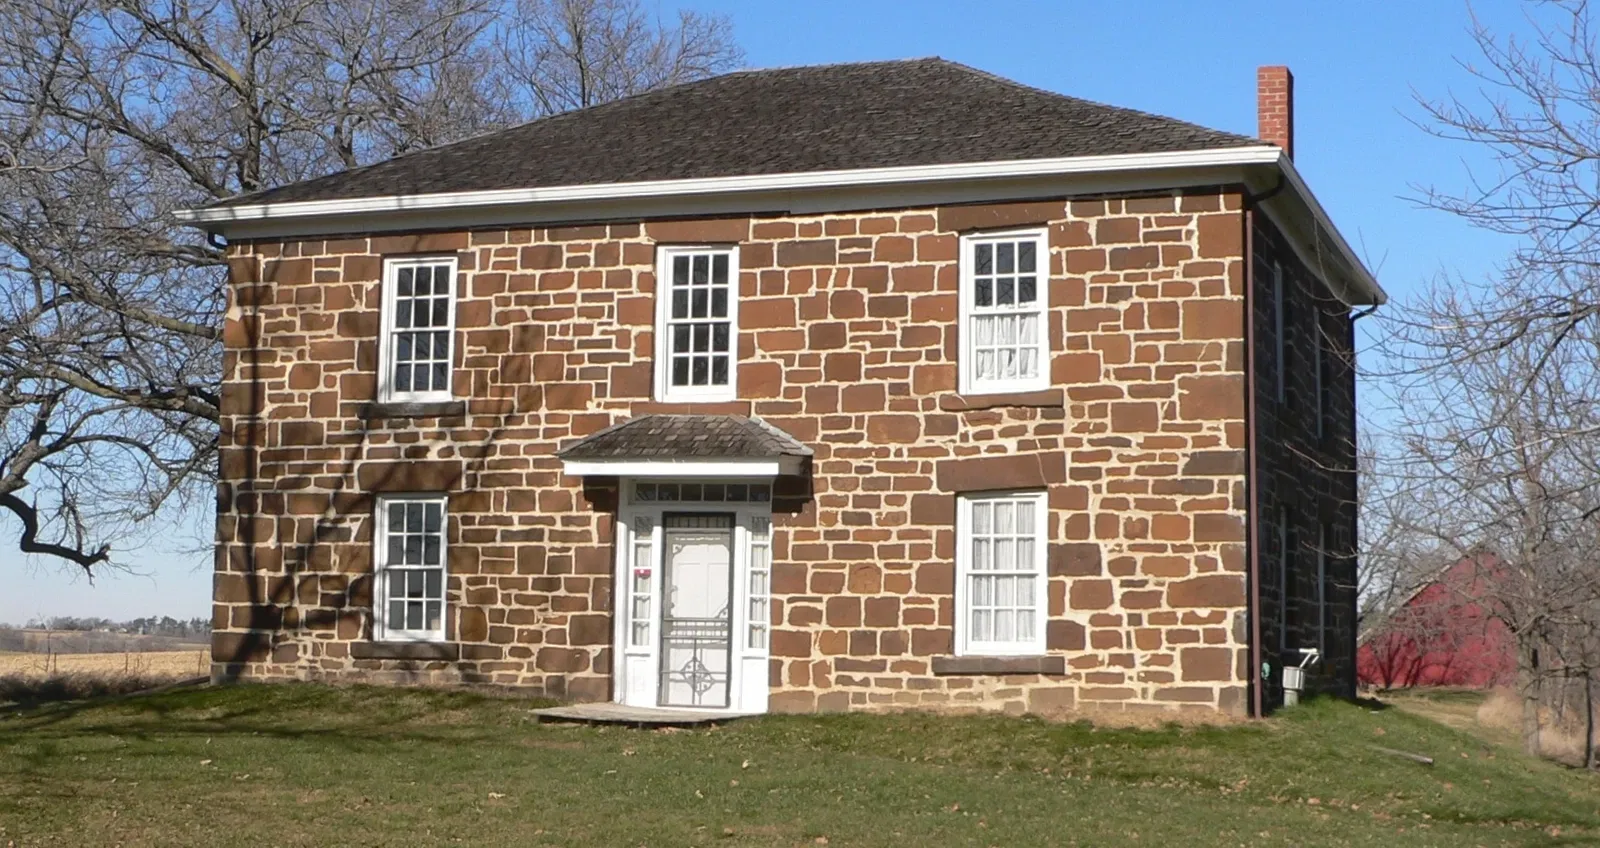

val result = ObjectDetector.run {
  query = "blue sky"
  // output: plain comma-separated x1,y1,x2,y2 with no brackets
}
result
0,0,1537,623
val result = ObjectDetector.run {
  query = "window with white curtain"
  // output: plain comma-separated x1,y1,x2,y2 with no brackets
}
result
380,257,457,402
374,495,448,642
956,490,1048,655
959,230,1049,394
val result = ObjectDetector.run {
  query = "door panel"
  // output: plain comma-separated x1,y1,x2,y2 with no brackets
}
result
658,514,735,708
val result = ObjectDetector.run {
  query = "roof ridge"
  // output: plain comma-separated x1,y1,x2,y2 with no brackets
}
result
935,59,1259,145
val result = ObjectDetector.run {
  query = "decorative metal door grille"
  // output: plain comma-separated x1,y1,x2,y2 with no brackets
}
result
658,513,735,708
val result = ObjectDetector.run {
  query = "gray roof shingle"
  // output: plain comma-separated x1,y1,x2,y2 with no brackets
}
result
214,58,1257,208
557,415,812,461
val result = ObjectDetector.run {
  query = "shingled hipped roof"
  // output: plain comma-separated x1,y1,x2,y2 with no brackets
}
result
211,58,1258,208
558,415,812,462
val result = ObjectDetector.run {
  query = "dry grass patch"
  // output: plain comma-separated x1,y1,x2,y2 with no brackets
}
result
0,649,210,678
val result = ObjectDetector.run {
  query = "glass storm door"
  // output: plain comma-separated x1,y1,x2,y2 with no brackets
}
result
657,514,735,708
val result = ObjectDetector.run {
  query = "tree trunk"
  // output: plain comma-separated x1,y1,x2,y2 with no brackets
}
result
1521,644,1543,757
1586,671,1596,770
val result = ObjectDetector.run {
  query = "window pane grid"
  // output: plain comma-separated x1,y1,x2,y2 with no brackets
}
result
748,517,771,650
961,493,1044,652
965,235,1046,390
387,261,454,398
630,519,654,648
664,250,734,391
378,498,446,639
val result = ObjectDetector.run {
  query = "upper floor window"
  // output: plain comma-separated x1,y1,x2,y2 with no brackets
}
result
959,230,1049,395
655,246,738,402
380,257,457,402
374,495,448,642
956,490,1048,656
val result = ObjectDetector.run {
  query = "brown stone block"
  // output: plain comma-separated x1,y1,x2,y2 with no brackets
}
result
1193,513,1244,543
808,322,847,350
568,614,610,645
644,217,749,243
1047,619,1086,650
1070,579,1113,610
1178,374,1244,420
1154,686,1217,702
1108,246,1159,270
1196,214,1242,258
1182,450,1245,476
914,561,953,594
769,690,817,713
841,383,885,412
1168,574,1245,608
1052,352,1102,384
743,298,796,328
1110,401,1159,432
937,201,1061,232
771,629,811,658
356,460,463,492
909,493,953,525
935,453,1065,492
370,232,469,254
1095,217,1140,244
910,627,951,655
1182,299,1243,340
535,647,588,672
1049,543,1102,576
777,240,836,266
826,597,862,627
262,258,313,284
212,631,270,663
867,414,920,444
910,293,957,322
864,597,900,627
1179,647,1233,681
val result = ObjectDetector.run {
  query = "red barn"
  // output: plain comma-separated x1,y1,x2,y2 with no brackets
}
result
1357,555,1516,689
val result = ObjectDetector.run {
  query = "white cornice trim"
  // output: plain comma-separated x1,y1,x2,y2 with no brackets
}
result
175,147,1285,224
174,144,1384,305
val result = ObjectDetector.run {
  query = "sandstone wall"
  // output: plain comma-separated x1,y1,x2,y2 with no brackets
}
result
215,188,1254,715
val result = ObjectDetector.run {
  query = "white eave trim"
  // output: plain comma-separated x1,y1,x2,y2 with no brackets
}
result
561,458,801,477
175,143,1384,305
176,147,1285,224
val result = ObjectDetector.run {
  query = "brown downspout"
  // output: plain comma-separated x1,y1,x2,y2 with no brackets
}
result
1243,176,1285,719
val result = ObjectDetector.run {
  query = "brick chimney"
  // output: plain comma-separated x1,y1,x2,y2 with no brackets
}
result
1257,65,1294,159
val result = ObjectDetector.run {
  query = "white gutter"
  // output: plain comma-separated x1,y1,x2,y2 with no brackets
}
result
175,147,1285,224
173,144,1385,304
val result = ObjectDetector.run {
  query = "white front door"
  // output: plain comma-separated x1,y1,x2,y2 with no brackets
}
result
614,479,772,713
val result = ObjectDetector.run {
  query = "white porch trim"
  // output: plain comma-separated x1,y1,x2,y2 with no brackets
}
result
562,457,802,477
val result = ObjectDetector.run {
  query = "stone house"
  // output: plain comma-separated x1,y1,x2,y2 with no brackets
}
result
180,59,1384,717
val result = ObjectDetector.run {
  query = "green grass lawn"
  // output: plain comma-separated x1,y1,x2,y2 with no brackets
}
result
1,684,1597,846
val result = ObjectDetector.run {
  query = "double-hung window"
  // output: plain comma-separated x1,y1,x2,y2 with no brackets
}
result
655,246,738,401
959,230,1049,395
956,491,1048,656
380,257,457,402
374,495,448,642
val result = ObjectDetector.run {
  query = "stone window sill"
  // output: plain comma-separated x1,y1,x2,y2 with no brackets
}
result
362,400,467,420
938,389,1064,412
931,655,1066,675
351,641,460,661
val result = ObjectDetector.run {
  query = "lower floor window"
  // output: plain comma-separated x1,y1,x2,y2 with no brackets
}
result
957,490,1047,655
376,495,448,641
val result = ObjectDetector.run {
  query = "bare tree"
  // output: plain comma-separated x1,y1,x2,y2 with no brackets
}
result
0,0,741,572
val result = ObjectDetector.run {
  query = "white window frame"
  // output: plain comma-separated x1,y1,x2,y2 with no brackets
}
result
653,245,740,402
955,490,1049,656
373,494,450,643
958,229,1051,395
378,256,458,403
1272,262,1287,404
